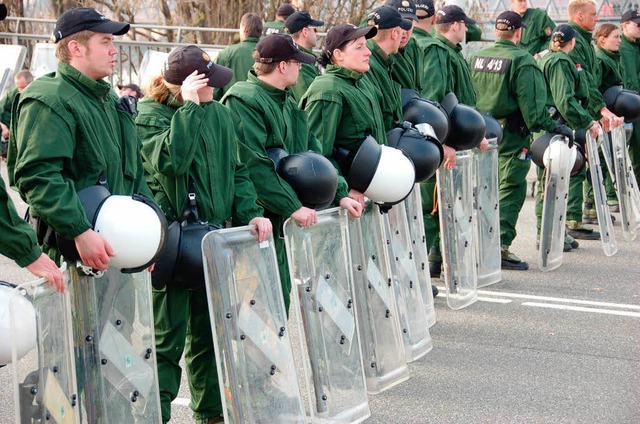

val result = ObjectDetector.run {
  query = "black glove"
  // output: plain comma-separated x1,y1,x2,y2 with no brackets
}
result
553,124,574,147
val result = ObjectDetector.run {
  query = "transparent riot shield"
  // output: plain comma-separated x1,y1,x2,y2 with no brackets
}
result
284,208,370,423
201,227,305,424
437,150,478,310
137,50,169,86
384,202,433,362
348,202,409,395
30,43,58,79
586,130,618,256
0,68,9,98
472,140,502,286
609,125,640,241
10,268,81,424
539,136,573,271
0,44,26,97
68,267,162,423
403,187,436,327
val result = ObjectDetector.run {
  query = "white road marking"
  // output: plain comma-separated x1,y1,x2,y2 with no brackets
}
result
477,296,513,304
477,289,640,310
521,302,640,318
172,397,191,406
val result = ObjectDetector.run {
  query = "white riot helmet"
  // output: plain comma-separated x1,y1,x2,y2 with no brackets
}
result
0,282,36,365
57,185,168,272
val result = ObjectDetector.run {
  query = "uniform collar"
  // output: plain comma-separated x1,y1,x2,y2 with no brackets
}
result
298,45,316,56
58,61,112,98
247,71,288,102
435,32,462,52
412,27,432,38
596,45,620,60
326,65,363,81
495,38,517,48
568,21,593,42
243,36,260,43
622,33,639,44
367,39,392,62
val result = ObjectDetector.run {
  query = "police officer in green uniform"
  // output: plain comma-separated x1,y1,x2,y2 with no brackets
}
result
594,23,625,208
9,7,151,271
469,12,574,269
537,24,602,240
222,35,362,312
0,70,32,147
511,0,555,57
263,3,295,36
136,46,272,424
0,175,64,289
385,0,423,92
214,12,262,101
364,6,413,132
417,4,477,276
285,11,324,102
301,23,385,208
619,10,640,183
412,0,436,46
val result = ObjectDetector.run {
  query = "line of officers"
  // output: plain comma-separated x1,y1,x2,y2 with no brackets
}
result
1,1,639,423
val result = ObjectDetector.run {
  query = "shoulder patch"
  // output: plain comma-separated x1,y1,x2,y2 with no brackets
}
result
470,56,512,74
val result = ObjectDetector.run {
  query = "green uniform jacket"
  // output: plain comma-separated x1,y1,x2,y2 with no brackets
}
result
289,46,319,103
0,87,18,126
364,39,404,132
468,39,556,132
412,27,433,47
619,34,640,92
214,37,260,101
466,23,483,42
136,97,263,226
263,20,286,36
392,37,423,92
300,65,387,179
0,173,41,267
519,8,555,56
568,22,606,118
538,51,594,130
419,33,477,105
222,72,349,213
8,61,150,240
595,46,625,94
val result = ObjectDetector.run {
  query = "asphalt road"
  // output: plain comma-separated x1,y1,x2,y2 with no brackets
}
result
1,163,638,424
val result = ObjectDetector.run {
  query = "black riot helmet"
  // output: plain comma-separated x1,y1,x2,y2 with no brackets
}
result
530,133,554,168
440,92,486,150
278,151,339,210
401,91,450,143
386,124,444,182
481,112,503,144
603,86,640,123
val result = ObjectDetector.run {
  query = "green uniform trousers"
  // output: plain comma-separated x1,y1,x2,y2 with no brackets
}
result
152,284,222,422
628,123,640,187
274,230,292,314
420,177,440,252
567,167,586,221
498,128,532,248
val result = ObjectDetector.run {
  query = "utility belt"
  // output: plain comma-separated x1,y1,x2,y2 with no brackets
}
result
504,109,531,138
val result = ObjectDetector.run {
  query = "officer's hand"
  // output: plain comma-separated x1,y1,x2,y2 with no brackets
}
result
291,207,318,227
478,137,489,152
599,107,623,131
0,122,8,139
442,145,457,170
553,124,574,147
249,217,273,242
339,197,363,218
348,189,365,207
588,121,601,139
26,254,65,293
74,229,115,271
181,71,209,105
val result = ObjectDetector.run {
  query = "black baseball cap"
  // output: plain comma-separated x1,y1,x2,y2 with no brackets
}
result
435,5,476,25
551,24,577,43
163,45,233,88
323,24,378,56
276,3,296,18
285,11,324,34
0,4,7,21
415,1,435,18
52,7,130,43
385,0,419,22
255,34,315,64
495,11,527,30
368,6,413,30
621,9,640,23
